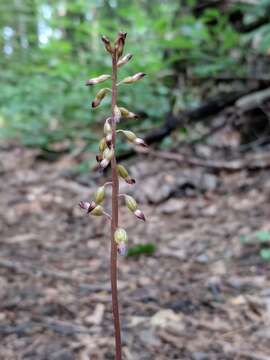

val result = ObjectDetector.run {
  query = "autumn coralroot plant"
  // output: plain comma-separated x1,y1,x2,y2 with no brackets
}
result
79,32,147,359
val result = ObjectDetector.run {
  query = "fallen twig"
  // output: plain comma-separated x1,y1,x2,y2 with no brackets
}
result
145,148,270,171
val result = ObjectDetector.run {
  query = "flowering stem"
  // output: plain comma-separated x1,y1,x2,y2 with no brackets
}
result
110,48,122,359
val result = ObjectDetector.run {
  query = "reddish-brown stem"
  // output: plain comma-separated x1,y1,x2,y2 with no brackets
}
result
110,48,122,359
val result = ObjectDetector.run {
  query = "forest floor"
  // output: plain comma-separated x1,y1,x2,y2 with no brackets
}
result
0,141,270,360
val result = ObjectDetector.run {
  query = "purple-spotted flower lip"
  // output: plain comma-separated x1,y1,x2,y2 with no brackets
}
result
134,209,146,222
134,138,148,147
125,177,136,185
79,200,96,213
118,242,128,256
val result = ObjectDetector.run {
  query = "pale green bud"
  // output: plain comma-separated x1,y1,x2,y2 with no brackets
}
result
99,137,107,153
117,53,133,67
92,88,110,108
125,195,137,212
121,72,146,84
95,186,105,204
119,107,138,119
90,205,104,216
117,164,136,184
114,228,128,244
122,130,137,141
104,118,112,135
86,74,110,86
114,105,121,122
117,164,129,179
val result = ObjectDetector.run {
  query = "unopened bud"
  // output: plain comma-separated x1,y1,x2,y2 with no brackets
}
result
114,228,128,244
99,138,107,153
92,88,110,108
95,186,105,204
101,35,113,54
104,118,112,135
117,164,129,178
118,242,128,256
86,74,110,86
115,32,127,58
117,53,133,67
90,205,104,216
125,195,137,212
134,209,146,222
114,105,121,123
121,130,137,141
117,164,136,184
121,72,146,84
120,130,147,147
119,107,138,119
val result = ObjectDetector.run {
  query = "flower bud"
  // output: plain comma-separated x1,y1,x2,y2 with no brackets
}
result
90,205,104,216
114,105,121,123
121,72,146,84
125,195,137,212
119,107,138,119
95,186,105,204
92,88,110,108
134,209,146,222
104,118,112,135
114,228,128,244
120,130,148,147
121,130,137,141
117,164,129,178
117,164,136,184
99,137,107,153
86,74,110,86
101,35,113,54
117,53,133,67
115,32,127,58
118,242,128,256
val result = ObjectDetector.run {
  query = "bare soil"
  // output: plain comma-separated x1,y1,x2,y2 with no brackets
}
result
0,144,270,360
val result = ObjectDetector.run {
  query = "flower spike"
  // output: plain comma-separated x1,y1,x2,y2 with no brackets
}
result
79,32,148,358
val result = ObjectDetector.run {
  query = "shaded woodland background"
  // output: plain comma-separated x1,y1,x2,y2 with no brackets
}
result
1,0,270,359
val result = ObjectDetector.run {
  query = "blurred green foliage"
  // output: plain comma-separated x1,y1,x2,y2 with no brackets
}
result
127,243,155,257
0,0,269,148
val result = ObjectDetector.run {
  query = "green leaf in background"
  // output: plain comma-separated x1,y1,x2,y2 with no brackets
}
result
127,243,156,257
255,231,270,242
0,0,268,149
260,248,270,260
